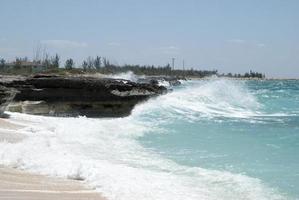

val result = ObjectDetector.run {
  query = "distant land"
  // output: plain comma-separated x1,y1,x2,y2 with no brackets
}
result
0,55,265,79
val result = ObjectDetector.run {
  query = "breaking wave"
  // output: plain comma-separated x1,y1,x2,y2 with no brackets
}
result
105,71,142,82
0,78,288,200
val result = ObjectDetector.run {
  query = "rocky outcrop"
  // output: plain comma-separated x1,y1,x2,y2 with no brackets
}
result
0,75,167,117
0,86,17,117
137,76,185,87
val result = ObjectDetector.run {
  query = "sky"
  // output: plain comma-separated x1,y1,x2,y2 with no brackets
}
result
0,0,299,78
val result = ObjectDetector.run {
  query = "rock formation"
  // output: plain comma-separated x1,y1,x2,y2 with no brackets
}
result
0,75,167,117
137,76,185,86
0,86,17,117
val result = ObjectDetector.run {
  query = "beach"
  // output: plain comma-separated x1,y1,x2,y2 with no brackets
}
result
0,79,298,200
0,118,105,200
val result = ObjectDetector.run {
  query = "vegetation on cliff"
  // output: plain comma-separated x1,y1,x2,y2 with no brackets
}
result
0,55,265,79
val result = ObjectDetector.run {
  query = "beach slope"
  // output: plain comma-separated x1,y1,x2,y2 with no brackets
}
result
0,119,105,200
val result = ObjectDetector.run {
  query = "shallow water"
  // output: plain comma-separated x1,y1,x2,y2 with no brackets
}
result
0,79,298,200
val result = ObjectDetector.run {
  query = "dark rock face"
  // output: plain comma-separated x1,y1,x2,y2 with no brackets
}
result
0,86,17,117
0,75,167,117
137,76,185,86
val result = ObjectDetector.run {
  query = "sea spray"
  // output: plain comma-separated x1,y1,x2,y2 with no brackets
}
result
105,71,142,82
0,113,285,200
1,78,298,199
132,79,262,122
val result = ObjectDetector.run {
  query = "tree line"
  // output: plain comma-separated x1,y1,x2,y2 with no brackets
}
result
0,54,265,78
219,71,265,79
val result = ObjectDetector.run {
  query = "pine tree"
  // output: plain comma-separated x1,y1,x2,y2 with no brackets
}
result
94,56,101,70
82,61,88,71
65,58,74,70
51,54,60,68
0,58,5,68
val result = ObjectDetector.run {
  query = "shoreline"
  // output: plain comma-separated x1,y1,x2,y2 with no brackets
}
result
187,76,299,80
0,166,105,200
0,118,106,200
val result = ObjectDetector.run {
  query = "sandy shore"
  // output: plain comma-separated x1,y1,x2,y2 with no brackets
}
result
0,118,105,200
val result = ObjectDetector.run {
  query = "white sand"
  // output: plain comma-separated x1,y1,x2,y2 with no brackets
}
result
0,118,105,200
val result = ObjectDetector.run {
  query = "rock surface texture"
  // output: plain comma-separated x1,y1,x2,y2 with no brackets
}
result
137,76,185,86
0,75,167,117
0,85,16,117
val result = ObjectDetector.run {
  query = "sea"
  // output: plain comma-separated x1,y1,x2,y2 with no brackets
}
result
0,78,298,200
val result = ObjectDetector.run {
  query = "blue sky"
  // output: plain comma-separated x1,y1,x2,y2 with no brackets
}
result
0,0,298,78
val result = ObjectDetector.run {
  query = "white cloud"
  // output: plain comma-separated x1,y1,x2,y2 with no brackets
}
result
256,43,266,48
41,40,88,48
227,39,246,44
164,46,179,50
108,42,121,46
159,46,180,55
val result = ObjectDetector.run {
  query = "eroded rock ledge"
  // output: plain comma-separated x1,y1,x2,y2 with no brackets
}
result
0,75,167,117
0,85,17,117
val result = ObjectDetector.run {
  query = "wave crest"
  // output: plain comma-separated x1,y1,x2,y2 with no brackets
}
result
133,79,261,121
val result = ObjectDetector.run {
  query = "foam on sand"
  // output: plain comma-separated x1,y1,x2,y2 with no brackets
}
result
0,111,285,200
0,78,290,200
0,167,104,200
0,118,105,200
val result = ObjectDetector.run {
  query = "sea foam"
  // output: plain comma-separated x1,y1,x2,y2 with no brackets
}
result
0,79,287,200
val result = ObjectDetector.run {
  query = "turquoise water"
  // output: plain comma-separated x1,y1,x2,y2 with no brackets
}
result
138,79,299,199
1,78,298,200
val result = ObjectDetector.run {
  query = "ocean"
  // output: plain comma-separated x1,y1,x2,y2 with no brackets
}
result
1,78,298,200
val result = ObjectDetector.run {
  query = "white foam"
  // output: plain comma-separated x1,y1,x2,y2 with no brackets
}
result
157,80,170,87
0,79,287,200
132,79,263,122
0,111,285,200
105,71,142,82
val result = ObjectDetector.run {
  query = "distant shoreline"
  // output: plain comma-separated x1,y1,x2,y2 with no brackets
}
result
188,76,299,80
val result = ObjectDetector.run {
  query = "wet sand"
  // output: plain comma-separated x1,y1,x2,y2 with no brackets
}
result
0,118,105,200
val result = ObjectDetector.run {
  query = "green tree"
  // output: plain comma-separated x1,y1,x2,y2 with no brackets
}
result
51,54,60,68
42,54,51,68
0,58,5,68
14,57,22,69
82,61,88,71
94,56,101,70
86,57,94,69
103,57,110,67
65,58,74,70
